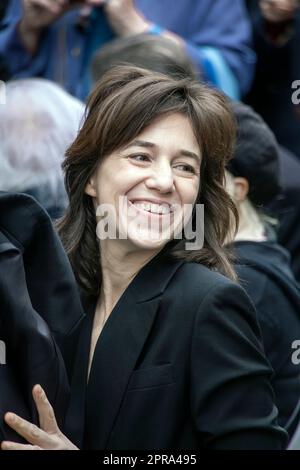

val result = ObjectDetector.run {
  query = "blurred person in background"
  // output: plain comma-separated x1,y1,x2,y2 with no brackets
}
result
246,0,300,157
91,33,198,84
226,101,300,438
246,0,300,281
0,78,84,219
268,145,300,282
0,0,255,100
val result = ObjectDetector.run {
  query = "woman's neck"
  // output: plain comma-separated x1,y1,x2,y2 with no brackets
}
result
98,240,160,315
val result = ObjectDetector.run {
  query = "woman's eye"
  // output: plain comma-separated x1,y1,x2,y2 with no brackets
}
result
129,154,150,162
174,164,196,174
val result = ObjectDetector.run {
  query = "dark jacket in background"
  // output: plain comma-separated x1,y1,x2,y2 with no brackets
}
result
0,192,84,442
234,240,300,437
0,1,8,20
246,0,300,158
269,146,300,282
0,56,9,81
0,0,9,81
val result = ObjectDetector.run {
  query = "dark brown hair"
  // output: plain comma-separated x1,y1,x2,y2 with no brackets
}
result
57,65,238,297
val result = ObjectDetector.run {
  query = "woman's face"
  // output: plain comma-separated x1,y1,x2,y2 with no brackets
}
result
86,112,201,252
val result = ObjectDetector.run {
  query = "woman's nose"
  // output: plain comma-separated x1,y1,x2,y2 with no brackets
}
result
145,163,175,193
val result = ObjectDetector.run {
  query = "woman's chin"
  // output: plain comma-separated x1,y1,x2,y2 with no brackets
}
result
127,232,171,251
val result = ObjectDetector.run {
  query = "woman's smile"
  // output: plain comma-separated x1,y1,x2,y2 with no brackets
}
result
128,199,175,216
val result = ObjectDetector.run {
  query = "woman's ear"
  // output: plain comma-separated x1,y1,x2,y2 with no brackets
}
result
233,177,249,202
85,174,97,198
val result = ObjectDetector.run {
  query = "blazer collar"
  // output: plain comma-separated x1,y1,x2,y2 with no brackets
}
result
68,249,185,449
127,246,186,302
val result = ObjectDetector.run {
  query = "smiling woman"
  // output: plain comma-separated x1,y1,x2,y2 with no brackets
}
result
58,65,238,297
85,112,201,253
2,65,287,450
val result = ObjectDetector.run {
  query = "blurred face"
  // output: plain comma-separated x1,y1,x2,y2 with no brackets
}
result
85,113,201,252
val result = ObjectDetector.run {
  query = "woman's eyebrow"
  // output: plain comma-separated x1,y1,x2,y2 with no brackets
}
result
124,139,156,150
179,150,201,163
124,140,201,162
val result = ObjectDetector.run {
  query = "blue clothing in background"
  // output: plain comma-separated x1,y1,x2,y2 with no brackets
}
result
0,0,255,100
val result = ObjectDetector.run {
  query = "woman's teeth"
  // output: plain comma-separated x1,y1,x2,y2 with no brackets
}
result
132,202,171,215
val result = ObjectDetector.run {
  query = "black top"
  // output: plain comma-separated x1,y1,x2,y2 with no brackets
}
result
0,0,9,81
64,249,287,450
234,240,300,436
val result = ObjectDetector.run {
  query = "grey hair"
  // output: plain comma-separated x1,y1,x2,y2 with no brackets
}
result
0,78,85,213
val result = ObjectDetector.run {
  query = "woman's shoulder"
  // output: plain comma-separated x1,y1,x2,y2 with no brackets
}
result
175,261,239,294
178,263,263,344
167,260,252,317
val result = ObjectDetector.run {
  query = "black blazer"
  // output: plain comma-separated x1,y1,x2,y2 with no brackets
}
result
0,192,84,442
65,249,288,450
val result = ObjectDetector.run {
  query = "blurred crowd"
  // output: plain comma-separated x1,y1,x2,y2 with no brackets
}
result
1,0,300,446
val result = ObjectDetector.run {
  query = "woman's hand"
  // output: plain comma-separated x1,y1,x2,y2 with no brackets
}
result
19,0,105,54
104,0,149,36
1,385,78,450
21,0,104,32
20,0,72,34
103,0,183,47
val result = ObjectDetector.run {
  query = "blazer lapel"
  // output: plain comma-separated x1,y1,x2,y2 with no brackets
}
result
63,309,93,449
84,251,185,449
